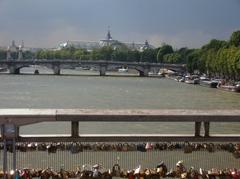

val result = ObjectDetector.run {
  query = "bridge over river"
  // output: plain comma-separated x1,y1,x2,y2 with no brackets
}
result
0,60,186,76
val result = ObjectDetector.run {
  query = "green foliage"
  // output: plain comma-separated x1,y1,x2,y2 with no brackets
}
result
230,30,240,47
141,49,156,62
163,53,181,63
98,46,114,61
0,49,6,60
156,44,174,62
186,49,201,73
202,39,228,51
127,50,141,62
112,49,127,61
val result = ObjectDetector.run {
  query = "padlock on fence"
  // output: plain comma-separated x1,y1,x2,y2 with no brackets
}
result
156,161,167,177
183,142,193,153
47,143,57,153
37,143,47,151
56,142,66,151
136,143,146,152
232,151,240,159
206,143,215,153
70,142,83,154
112,164,121,177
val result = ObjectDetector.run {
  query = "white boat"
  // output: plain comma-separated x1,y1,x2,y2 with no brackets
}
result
0,68,7,72
118,67,128,73
185,75,200,84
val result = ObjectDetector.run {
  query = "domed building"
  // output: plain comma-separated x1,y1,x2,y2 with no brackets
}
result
57,30,154,51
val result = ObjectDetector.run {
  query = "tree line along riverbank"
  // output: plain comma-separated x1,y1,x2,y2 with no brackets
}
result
0,30,240,81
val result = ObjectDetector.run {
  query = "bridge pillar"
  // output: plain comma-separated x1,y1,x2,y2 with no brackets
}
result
139,69,149,77
53,65,61,75
9,66,20,74
99,65,107,76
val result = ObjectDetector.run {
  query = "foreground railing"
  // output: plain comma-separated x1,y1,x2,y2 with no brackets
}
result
0,109,239,178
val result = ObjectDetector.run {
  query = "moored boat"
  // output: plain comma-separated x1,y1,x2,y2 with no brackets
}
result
200,80,219,88
217,84,240,92
185,75,200,84
118,67,128,73
217,80,240,92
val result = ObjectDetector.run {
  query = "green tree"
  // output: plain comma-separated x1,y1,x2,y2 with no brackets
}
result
141,49,156,62
156,44,174,62
202,39,228,51
112,49,127,61
127,50,140,62
230,30,240,47
186,49,201,73
0,49,6,60
163,53,182,63
98,46,114,61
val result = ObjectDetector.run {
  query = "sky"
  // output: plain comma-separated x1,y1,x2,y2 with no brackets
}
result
0,0,240,48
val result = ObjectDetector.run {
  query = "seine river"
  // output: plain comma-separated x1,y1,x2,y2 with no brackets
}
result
0,67,239,135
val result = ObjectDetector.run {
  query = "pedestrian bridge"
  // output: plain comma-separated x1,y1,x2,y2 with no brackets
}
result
0,60,186,76
0,109,239,177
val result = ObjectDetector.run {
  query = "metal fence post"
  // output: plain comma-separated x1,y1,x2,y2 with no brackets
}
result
71,121,79,137
204,122,210,137
3,138,7,179
195,122,201,137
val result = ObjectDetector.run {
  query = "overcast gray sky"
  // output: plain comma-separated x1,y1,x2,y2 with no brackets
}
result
0,0,240,48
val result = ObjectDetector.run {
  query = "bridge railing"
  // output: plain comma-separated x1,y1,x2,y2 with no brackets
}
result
0,109,240,176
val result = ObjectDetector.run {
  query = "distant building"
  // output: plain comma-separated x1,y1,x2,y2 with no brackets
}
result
57,30,154,51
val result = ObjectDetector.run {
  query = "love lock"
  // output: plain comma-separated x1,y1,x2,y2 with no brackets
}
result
27,143,37,151
47,143,57,153
37,143,47,151
145,142,153,151
112,164,121,177
189,167,198,179
227,143,235,153
92,164,101,179
70,142,83,154
101,169,112,179
116,143,123,151
175,161,187,178
144,168,151,179
136,143,146,152
183,142,193,153
206,143,215,153
232,150,240,159
129,143,136,151
156,161,167,177
101,143,110,151
122,143,129,152
83,143,92,151
56,142,66,151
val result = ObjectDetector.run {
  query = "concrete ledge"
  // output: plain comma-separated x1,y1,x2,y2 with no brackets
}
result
0,109,240,126
56,109,240,122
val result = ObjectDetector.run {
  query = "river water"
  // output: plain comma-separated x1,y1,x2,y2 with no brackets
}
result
0,67,239,135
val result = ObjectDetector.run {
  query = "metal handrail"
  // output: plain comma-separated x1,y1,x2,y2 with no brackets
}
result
0,109,239,142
